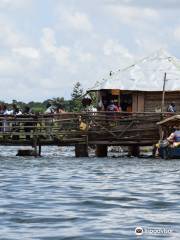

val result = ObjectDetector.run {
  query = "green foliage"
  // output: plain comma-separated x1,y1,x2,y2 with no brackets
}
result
88,92,97,107
70,82,84,112
0,81,86,113
28,101,46,113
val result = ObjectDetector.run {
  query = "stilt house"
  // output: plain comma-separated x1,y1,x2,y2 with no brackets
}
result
89,50,180,112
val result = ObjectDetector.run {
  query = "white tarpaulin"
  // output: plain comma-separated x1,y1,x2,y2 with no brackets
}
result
90,50,180,92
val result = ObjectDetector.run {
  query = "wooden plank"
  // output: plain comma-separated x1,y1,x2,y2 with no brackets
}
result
132,93,138,112
138,93,145,112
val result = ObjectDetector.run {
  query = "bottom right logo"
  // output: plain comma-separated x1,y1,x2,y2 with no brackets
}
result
135,226,144,236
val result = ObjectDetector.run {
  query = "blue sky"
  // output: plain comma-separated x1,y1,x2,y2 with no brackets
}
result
0,0,180,102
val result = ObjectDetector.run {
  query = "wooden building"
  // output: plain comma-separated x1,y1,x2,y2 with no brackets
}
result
89,50,180,113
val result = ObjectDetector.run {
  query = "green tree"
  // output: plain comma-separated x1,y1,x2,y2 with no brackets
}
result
71,82,84,112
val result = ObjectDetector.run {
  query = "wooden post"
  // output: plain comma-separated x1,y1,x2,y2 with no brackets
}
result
137,93,145,112
132,93,138,112
128,145,140,157
34,143,38,157
118,92,120,109
96,145,108,157
161,72,167,113
75,144,88,157
38,143,42,156
33,136,38,157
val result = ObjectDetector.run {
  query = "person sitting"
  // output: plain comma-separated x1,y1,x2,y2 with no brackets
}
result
167,102,176,112
167,127,180,147
0,104,4,114
56,104,65,114
12,104,22,115
45,103,56,114
106,100,119,112
3,105,13,115
0,105,4,132
23,106,31,114
82,97,97,112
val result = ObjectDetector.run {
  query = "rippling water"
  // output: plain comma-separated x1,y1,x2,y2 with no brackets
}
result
0,146,180,239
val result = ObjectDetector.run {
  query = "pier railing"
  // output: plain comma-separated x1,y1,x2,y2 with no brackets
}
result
0,112,165,147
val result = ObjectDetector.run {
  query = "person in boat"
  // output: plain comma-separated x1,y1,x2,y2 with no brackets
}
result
167,127,180,147
167,102,176,112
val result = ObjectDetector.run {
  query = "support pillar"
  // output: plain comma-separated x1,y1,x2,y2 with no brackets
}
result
38,144,42,157
75,144,88,157
128,145,140,157
96,145,108,158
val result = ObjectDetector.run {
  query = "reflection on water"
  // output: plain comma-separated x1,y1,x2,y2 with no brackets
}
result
0,146,179,239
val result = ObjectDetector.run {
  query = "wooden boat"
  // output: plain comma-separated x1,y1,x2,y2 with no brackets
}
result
157,115,180,159
159,145,180,159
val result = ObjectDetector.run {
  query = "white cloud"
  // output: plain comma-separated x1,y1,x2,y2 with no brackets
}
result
41,28,56,53
106,0,180,9
63,11,92,32
106,5,159,25
0,21,25,48
103,39,133,59
174,26,180,41
12,47,40,59
0,0,177,102
57,6,93,32
135,38,168,55
77,52,94,63
55,46,70,66
0,56,22,75
0,0,32,9
41,27,71,67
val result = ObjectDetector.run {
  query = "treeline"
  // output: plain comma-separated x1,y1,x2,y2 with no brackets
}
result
0,82,94,113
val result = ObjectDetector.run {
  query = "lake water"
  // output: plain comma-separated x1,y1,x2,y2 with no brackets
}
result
0,146,180,240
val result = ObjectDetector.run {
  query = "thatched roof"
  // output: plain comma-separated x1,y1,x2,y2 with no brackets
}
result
90,50,180,92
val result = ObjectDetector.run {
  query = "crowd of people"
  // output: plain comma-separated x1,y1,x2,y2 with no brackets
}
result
0,104,24,115
44,103,65,114
0,100,177,116
0,103,66,116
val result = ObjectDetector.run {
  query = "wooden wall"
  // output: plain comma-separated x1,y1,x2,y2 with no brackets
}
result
132,92,145,112
144,91,180,112
97,90,180,112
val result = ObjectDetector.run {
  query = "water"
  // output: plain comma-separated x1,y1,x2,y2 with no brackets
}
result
0,146,180,240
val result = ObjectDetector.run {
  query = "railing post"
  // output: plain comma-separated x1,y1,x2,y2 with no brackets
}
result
75,144,89,157
96,145,108,158
128,145,140,157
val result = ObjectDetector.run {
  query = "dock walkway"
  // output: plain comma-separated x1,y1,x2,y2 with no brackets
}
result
0,112,162,157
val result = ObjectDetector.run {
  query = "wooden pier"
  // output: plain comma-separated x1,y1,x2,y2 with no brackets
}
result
0,112,163,157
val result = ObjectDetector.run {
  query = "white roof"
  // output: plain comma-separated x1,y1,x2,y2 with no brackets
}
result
90,50,180,92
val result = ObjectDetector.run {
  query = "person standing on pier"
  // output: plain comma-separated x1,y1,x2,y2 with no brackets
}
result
12,104,22,115
0,105,4,132
45,102,56,114
106,100,120,112
2,105,11,134
167,102,176,112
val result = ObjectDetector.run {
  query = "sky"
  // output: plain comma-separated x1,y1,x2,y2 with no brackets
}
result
0,0,180,102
